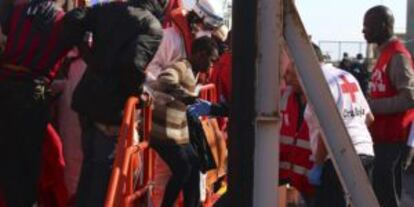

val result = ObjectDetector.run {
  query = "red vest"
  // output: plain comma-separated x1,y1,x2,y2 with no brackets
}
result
211,52,232,102
162,0,182,28
369,40,414,143
279,87,314,195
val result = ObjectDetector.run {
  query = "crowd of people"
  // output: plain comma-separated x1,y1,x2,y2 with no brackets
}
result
0,0,230,206
0,0,414,207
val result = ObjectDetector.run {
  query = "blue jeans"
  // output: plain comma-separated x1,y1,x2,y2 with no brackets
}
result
76,117,117,207
151,143,200,207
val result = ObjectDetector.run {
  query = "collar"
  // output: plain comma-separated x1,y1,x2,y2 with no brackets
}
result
321,63,333,70
378,36,398,52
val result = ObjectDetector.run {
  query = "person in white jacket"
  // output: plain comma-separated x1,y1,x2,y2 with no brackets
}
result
305,44,375,207
146,0,227,81
145,0,227,205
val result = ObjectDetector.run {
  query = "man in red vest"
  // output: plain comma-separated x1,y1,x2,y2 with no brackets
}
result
363,6,414,207
279,64,315,205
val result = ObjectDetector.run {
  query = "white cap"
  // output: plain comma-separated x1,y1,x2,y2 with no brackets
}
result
213,24,229,41
192,0,225,28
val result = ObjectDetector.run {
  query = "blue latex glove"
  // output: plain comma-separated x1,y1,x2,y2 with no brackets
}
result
188,100,212,119
307,165,323,186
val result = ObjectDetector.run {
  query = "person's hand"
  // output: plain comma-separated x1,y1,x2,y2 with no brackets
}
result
307,165,323,186
33,77,51,102
403,146,414,173
194,84,203,95
187,99,212,119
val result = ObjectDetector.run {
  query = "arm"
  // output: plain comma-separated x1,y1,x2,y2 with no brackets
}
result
369,54,414,114
366,112,374,126
360,84,375,126
120,12,163,95
158,67,197,104
314,133,328,165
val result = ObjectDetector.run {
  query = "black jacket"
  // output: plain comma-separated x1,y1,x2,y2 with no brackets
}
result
187,113,216,173
67,2,163,124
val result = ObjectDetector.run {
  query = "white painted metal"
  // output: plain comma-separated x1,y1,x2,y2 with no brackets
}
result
253,0,282,205
406,0,414,55
282,0,379,206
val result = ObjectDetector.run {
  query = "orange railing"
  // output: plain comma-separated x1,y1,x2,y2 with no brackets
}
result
105,84,226,207
105,95,154,207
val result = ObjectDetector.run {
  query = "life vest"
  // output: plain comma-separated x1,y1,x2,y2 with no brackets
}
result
162,0,182,28
369,39,414,143
211,52,232,103
279,87,314,195
170,8,193,56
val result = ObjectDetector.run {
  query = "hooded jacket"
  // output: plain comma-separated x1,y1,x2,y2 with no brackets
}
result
67,1,163,124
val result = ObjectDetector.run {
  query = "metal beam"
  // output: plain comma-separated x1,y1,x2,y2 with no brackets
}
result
227,0,257,205
253,0,282,205
406,0,414,55
282,1,379,206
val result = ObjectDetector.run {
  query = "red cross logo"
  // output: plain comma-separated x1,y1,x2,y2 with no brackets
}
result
340,75,358,103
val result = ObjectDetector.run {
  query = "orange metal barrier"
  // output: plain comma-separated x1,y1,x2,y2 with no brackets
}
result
105,96,154,207
105,84,226,207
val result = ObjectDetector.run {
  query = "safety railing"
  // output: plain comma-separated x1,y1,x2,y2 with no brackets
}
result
105,95,154,207
105,84,226,207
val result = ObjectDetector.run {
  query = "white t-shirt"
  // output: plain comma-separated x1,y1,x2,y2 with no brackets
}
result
304,63,374,157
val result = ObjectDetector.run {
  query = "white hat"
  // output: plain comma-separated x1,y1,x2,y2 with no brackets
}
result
192,0,225,28
213,24,229,42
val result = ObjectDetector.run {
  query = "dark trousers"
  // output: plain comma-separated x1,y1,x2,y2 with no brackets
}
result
152,143,200,207
401,168,414,207
76,117,117,207
373,143,405,207
315,155,374,207
301,192,316,207
0,82,49,207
